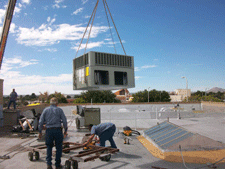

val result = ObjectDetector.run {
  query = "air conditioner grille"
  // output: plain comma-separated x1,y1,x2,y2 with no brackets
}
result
74,53,89,69
95,52,132,67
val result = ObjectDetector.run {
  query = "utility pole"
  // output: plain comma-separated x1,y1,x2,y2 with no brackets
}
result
181,76,188,102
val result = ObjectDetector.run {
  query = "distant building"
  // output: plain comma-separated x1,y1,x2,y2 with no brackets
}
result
67,98,75,103
114,89,133,102
170,89,191,102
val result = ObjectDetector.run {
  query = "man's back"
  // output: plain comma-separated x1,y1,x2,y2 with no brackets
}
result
91,122,115,136
39,105,67,131
10,91,17,101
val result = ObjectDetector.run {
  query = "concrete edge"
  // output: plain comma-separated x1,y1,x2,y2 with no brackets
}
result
137,135,225,164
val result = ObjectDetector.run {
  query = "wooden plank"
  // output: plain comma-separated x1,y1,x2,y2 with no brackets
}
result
62,145,85,152
84,155,100,162
75,147,108,157
71,156,84,162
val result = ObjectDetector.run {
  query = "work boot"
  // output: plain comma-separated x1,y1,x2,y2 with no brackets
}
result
47,165,53,169
56,164,63,169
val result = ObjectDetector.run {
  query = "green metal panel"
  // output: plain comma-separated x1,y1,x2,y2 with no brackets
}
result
73,51,135,90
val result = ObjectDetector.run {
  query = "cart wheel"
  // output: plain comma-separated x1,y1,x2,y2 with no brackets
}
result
34,151,40,160
100,154,111,162
71,160,78,169
104,154,111,161
28,152,33,161
99,157,104,161
63,144,70,154
65,160,71,169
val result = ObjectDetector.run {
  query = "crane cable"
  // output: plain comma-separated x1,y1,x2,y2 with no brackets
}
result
83,0,99,55
102,0,117,54
75,0,127,57
75,0,99,58
103,0,127,55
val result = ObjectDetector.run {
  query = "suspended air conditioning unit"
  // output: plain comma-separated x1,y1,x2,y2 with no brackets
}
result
73,51,135,90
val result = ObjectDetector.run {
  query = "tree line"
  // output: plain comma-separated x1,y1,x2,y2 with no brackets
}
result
3,91,68,107
188,91,225,102
3,89,224,107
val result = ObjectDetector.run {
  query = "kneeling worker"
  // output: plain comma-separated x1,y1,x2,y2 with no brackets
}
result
84,122,117,148
38,97,68,169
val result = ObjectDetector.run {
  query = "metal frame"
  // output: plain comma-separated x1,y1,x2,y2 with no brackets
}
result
25,141,119,169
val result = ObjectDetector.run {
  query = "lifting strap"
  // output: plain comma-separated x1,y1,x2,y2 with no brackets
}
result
102,0,117,54
75,0,127,58
75,0,100,58
103,0,126,56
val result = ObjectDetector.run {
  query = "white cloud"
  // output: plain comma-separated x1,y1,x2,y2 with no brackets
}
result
2,56,38,70
53,4,60,9
82,0,88,5
0,56,77,95
53,0,65,9
72,41,104,50
0,1,29,24
38,48,58,52
135,65,157,72
14,6,21,14
135,76,142,80
0,9,5,24
43,6,48,10
0,22,16,35
135,67,140,72
16,23,108,46
84,15,91,19
47,17,56,25
21,0,30,4
72,8,83,15
141,65,157,69
18,3,22,8
9,23,16,33
55,0,64,3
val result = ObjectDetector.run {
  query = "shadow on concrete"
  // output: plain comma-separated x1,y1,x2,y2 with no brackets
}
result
91,152,142,169
112,151,142,159
136,159,225,169
92,160,129,169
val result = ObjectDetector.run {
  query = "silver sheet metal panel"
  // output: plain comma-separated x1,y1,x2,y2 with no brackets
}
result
143,121,194,149
73,51,135,90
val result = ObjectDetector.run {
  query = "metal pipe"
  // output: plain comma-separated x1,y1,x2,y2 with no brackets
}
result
75,147,108,157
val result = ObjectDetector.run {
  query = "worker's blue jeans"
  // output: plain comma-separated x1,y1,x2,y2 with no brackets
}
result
45,128,63,167
8,100,16,109
99,124,117,148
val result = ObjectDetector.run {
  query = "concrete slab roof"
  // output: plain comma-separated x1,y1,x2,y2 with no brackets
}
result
1,103,225,168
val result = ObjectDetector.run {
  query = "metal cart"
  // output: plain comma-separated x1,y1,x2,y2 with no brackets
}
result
26,141,119,169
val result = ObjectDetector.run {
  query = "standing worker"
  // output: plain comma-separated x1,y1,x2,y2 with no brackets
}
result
38,97,68,169
84,122,117,149
7,88,18,110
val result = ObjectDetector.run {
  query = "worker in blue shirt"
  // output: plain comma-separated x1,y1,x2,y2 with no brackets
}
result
84,122,117,149
38,97,68,169
7,89,18,110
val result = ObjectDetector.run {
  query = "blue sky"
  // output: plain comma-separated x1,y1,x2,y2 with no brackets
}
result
0,0,224,95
